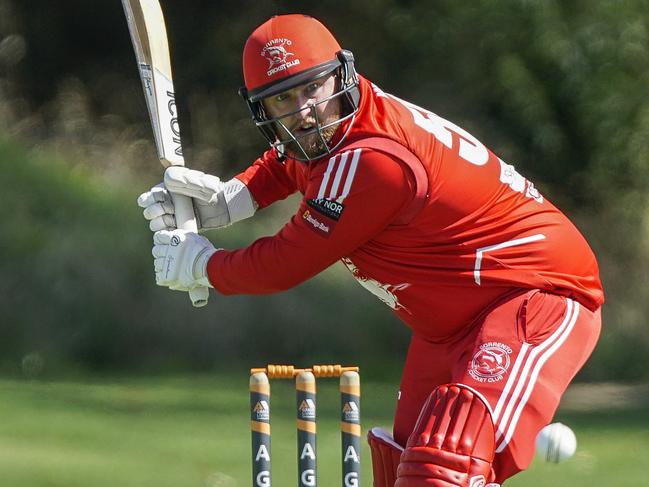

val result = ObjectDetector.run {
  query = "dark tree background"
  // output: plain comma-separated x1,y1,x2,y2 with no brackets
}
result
1,0,648,380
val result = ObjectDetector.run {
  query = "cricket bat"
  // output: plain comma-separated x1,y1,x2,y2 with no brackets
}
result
122,0,209,307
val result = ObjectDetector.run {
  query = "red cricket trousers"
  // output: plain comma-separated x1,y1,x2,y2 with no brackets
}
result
393,289,601,483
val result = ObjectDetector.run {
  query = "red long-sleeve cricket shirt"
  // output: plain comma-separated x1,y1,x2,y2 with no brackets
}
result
207,76,604,341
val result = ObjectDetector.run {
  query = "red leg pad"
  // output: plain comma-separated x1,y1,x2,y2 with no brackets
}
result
368,427,404,487
395,384,496,487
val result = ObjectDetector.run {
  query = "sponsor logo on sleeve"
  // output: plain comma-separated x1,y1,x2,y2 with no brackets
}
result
307,198,345,221
302,209,332,237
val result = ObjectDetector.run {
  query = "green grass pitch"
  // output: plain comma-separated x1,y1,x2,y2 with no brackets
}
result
0,375,646,486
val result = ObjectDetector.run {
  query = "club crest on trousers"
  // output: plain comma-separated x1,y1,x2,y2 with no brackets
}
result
469,342,513,383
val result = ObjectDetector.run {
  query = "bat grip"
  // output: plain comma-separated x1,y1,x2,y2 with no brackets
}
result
171,192,209,307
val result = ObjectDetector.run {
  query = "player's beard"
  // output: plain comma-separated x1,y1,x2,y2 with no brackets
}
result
273,96,343,160
284,118,341,160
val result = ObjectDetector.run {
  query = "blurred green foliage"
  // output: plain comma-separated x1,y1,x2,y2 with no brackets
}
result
1,0,648,379
0,139,407,375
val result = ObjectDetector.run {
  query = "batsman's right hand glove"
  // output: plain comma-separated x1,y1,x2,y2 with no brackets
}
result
137,167,257,232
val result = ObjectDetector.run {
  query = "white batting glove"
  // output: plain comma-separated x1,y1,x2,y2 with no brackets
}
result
136,167,258,232
138,183,177,231
152,229,217,292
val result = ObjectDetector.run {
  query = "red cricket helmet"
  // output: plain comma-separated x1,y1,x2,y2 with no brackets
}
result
239,14,360,161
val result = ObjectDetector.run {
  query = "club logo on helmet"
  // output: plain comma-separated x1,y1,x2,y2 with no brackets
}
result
260,38,300,77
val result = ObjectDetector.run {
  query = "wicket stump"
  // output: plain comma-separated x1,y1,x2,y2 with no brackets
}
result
250,364,361,487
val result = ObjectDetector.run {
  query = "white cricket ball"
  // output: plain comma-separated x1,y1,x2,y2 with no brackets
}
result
535,422,577,463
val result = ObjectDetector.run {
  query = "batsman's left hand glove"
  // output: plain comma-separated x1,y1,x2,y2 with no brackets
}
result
137,167,257,232
152,230,217,292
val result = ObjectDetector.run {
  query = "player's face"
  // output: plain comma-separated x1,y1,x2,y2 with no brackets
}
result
263,74,342,159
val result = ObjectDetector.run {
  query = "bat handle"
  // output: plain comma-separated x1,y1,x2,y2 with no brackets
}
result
189,286,209,308
171,192,210,307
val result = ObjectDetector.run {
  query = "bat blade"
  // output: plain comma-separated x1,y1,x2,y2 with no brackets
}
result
122,0,183,167
122,0,209,307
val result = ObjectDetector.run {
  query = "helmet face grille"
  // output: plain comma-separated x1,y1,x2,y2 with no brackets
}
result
257,81,359,161
241,50,361,162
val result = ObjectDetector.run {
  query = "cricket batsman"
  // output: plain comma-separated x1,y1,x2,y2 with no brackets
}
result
137,14,604,486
